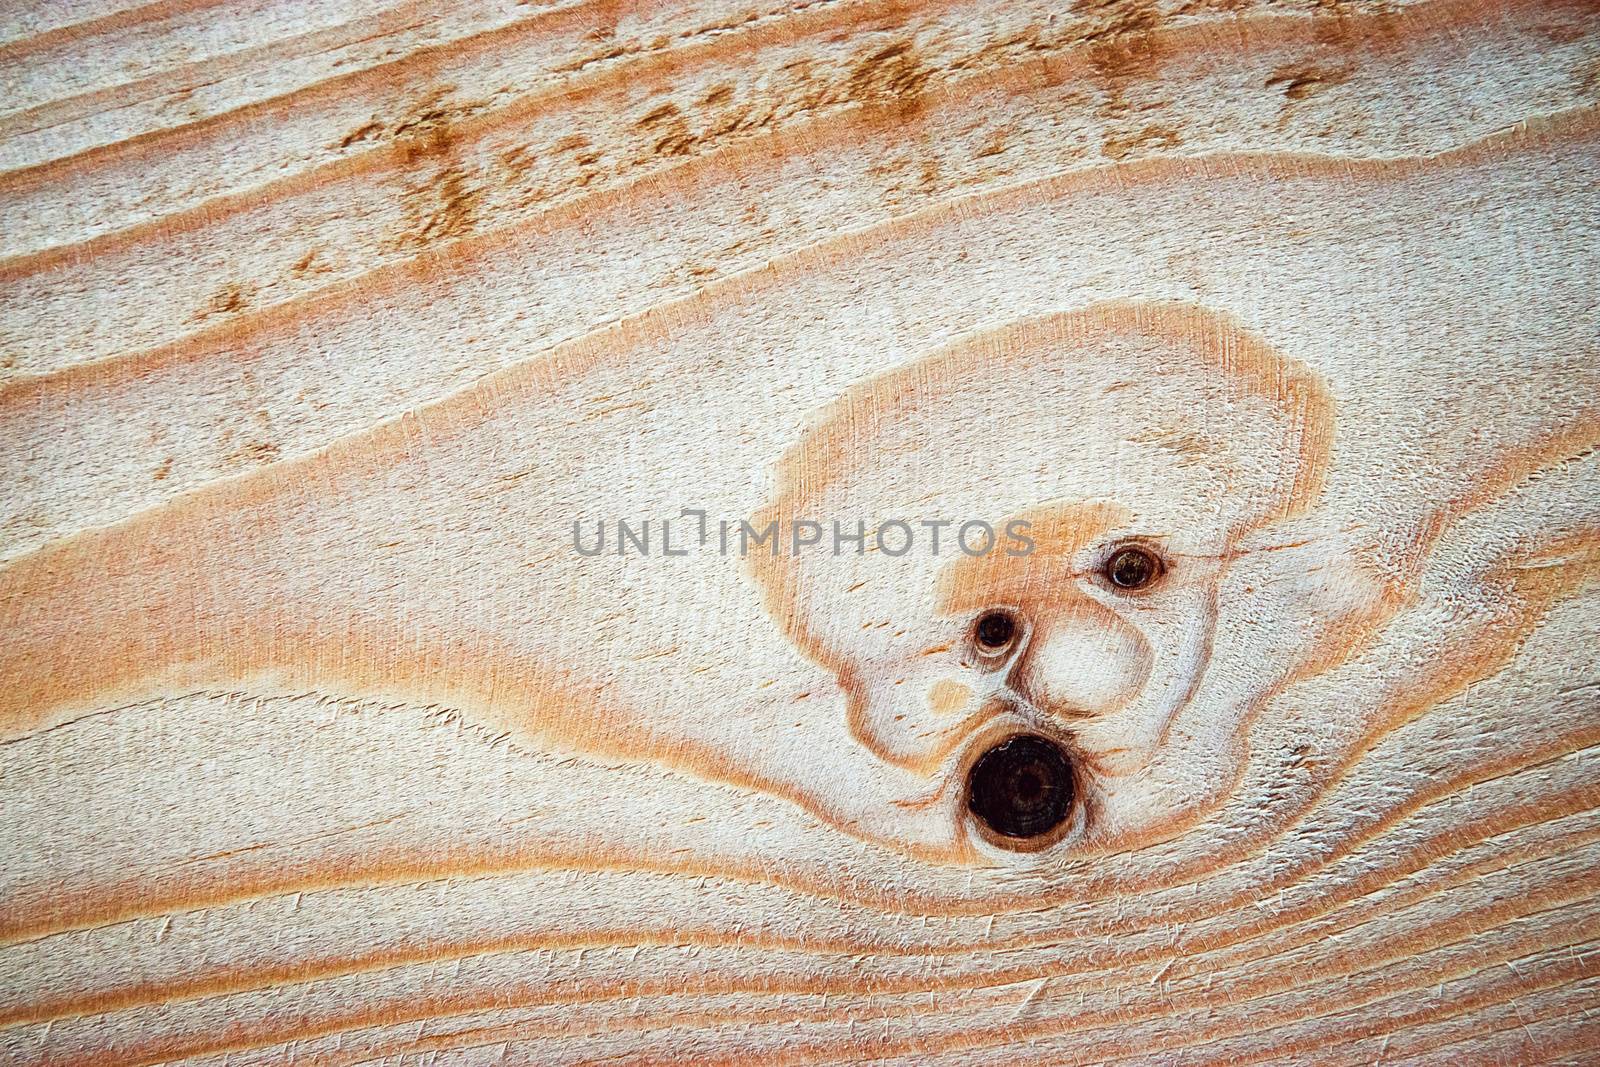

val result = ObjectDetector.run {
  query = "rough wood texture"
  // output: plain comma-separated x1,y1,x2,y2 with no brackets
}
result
3,0,1599,1063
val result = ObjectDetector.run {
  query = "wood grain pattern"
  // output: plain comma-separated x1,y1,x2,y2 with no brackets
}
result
2,0,1598,1062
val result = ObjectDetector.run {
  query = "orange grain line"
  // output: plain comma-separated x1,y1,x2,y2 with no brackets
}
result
0,0,235,64
5,755,1595,1031
0,0,870,207
0,0,459,142
731,900,1600,1067
1057,955,1600,1067
3,0,1577,286
4,89,1595,428
39,873,1600,1067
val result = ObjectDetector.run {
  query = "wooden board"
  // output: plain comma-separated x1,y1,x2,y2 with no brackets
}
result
3,0,1599,1062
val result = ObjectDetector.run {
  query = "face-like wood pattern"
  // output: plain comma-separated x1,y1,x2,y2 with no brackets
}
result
2,0,1598,1063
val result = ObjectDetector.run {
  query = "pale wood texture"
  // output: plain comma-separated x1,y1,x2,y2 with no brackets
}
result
3,0,1600,1063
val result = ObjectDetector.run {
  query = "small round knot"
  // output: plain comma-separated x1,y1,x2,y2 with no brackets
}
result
972,609,1018,652
1104,544,1164,591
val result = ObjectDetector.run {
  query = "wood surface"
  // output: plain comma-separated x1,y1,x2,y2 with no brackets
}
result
2,0,1600,1062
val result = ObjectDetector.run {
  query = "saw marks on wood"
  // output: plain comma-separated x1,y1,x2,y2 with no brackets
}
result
2,0,1599,1063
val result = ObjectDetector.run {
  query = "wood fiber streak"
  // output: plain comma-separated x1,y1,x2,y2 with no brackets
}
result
1,0,1597,1063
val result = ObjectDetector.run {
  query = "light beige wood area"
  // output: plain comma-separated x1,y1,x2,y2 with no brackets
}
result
2,0,1599,1062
